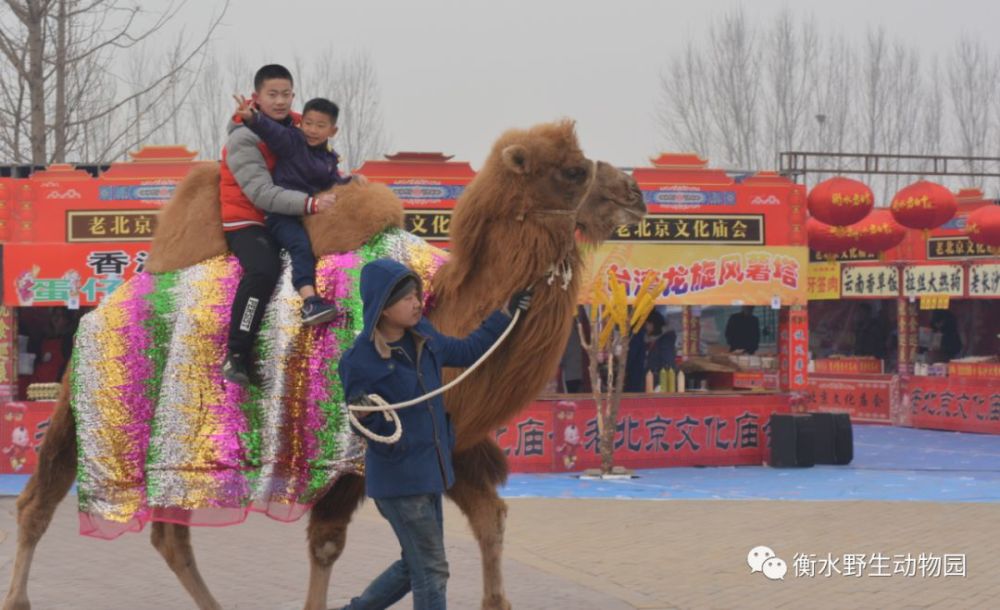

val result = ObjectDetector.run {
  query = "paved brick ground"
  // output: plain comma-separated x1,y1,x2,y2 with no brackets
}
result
0,496,996,609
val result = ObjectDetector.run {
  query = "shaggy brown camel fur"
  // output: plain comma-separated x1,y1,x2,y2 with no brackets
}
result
2,120,645,610
145,165,405,273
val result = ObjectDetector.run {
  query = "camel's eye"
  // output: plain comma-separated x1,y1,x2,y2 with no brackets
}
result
562,166,586,181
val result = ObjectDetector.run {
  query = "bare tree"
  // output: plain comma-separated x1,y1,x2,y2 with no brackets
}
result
300,49,389,170
858,28,891,156
0,0,229,164
183,51,228,160
918,56,946,159
655,9,1000,200
763,9,820,165
706,8,762,167
948,37,1000,185
658,42,714,159
810,33,857,183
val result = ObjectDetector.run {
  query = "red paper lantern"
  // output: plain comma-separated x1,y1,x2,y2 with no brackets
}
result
965,205,1000,249
889,180,957,231
853,209,907,255
807,177,874,226
807,217,860,255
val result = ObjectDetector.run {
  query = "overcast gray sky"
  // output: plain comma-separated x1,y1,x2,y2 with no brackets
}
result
192,0,1000,169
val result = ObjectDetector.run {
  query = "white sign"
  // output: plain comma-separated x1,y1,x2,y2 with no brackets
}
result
903,265,964,297
968,263,1000,297
841,265,899,298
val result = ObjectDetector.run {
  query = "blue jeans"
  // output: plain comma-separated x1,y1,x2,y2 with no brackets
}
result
265,213,316,291
342,493,449,610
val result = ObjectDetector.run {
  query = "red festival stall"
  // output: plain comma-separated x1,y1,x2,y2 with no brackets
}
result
805,189,1000,434
480,154,807,472
0,146,201,473
1,149,810,475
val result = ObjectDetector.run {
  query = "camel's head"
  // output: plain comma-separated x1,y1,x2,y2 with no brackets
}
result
471,120,645,247
574,161,646,243
481,120,600,221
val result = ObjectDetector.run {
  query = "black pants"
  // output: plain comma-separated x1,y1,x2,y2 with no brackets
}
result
265,213,316,291
225,225,282,356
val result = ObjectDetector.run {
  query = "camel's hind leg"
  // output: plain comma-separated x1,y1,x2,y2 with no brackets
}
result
2,378,78,610
150,523,221,610
447,440,512,610
303,473,365,610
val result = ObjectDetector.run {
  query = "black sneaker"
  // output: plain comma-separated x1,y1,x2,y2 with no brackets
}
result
222,352,251,387
301,297,338,326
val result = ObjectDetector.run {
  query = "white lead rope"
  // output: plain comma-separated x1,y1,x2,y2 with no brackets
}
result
347,308,523,445
347,160,595,445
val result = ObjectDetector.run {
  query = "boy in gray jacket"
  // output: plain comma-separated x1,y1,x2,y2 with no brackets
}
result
219,64,336,386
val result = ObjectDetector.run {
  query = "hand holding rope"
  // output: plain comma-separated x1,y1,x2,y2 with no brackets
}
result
347,289,533,444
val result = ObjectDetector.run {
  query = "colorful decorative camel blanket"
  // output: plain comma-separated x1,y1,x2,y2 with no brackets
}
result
70,228,446,539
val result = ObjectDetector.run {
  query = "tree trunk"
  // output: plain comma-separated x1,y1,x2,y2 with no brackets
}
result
26,0,46,164
598,336,627,475
53,0,68,163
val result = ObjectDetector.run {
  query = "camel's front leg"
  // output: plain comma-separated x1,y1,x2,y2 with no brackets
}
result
150,523,221,610
304,473,366,610
3,380,78,610
447,440,512,610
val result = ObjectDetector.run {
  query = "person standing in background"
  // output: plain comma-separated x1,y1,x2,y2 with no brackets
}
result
725,306,760,354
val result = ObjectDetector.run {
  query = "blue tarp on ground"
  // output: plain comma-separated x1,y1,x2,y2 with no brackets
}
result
498,424,1000,503
1,425,998,502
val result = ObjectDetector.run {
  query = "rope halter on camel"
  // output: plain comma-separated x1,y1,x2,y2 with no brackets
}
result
515,158,598,224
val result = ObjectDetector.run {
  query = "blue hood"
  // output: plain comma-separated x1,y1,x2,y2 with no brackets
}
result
359,258,422,341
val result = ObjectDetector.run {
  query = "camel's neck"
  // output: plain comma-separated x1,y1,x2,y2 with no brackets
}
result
435,216,582,320
428,217,584,445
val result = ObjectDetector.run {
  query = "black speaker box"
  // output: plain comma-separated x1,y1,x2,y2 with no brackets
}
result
769,413,816,468
810,412,839,464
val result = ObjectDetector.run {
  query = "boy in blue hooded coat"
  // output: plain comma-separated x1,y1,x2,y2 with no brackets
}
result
338,258,531,610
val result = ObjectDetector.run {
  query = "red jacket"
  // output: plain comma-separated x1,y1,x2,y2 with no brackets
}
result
220,111,306,232
220,141,273,230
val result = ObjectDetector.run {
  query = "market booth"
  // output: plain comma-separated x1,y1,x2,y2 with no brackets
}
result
804,189,1000,434
488,154,808,472
0,146,200,473
1,150,813,476
0,148,484,476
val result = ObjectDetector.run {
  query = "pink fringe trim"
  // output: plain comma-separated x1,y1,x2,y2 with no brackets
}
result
78,499,314,540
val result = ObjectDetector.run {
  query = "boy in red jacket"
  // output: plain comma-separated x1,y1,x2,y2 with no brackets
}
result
219,64,336,386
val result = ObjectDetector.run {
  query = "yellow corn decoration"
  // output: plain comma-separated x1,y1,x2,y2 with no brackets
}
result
613,278,629,337
630,292,652,331
593,269,667,350
598,318,615,348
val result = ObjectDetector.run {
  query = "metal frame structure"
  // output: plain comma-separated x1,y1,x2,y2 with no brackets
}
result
778,152,1000,182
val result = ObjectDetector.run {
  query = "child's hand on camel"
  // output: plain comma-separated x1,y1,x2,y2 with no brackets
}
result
233,94,256,122
315,192,337,211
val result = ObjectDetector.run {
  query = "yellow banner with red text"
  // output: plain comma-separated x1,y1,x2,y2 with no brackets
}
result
580,244,809,306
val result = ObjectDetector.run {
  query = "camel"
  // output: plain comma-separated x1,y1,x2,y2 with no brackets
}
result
2,120,646,610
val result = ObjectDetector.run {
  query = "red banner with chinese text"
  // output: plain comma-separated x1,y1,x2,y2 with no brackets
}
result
2,243,149,307
497,394,790,473
778,308,809,391
906,376,1000,434
0,307,14,390
947,363,1000,379
804,374,893,422
814,358,884,375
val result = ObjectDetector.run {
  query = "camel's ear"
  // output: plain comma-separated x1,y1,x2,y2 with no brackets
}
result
501,145,530,175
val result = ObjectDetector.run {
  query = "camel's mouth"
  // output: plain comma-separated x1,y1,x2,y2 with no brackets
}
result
573,167,647,244
618,201,647,225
